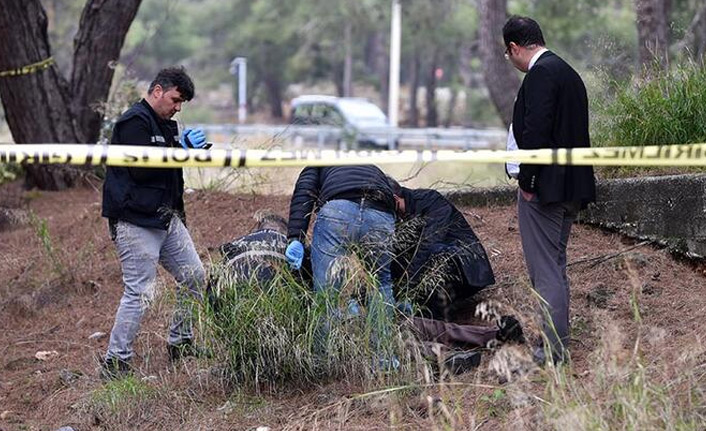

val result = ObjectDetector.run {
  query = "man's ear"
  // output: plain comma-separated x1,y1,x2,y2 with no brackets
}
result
152,84,163,98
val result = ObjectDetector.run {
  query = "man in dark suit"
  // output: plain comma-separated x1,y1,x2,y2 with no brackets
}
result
503,16,596,365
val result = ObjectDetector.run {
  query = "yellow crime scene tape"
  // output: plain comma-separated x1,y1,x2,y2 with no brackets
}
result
0,143,705,168
0,57,55,78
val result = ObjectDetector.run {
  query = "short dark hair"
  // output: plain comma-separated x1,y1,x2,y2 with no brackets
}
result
503,16,545,49
148,66,195,101
386,175,401,195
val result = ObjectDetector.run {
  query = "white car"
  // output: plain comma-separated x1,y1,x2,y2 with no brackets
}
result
290,95,398,150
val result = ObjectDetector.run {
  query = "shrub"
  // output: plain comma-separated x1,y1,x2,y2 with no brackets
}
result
593,60,706,149
198,261,415,392
89,375,158,426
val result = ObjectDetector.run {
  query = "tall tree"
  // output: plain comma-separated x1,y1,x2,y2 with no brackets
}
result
403,0,475,127
634,0,671,74
0,0,141,190
672,0,706,60
478,0,520,127
222,0,301,119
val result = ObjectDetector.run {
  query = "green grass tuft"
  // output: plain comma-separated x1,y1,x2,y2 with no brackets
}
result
592,60,706,177
198,261,417,392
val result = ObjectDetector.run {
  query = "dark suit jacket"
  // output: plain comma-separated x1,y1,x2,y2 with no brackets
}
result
512,51,596,206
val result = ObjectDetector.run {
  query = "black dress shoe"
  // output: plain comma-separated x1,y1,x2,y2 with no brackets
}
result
443,350,482,375
167,339,208,362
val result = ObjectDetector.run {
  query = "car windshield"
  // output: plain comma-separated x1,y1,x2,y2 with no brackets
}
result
336,99,388,127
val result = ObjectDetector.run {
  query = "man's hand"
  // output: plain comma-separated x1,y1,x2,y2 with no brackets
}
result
520,189,535,202
285,240,304,270
180,128,208,149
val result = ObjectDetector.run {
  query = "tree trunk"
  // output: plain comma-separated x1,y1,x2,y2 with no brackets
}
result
674,3,706,60
478,0,520,127
634,0,671,75
332,61,344,97
425,56,438,127
263,74,284,119
697,5,706,59
343,21,353,97
0,1,79,144
370,31,389,113
71,0,141,143
458,40,476,127
0,0,141,190
408,52,420,127
444,86,458,128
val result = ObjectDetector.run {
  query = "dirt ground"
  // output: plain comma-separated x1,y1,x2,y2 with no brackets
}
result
0,182,705,430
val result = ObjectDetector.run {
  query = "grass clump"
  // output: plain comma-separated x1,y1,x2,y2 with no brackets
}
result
541,333,706,430
540,267,706,430
89,375,158,425
199,261,415,392
0,163,21,185
592,60,706,177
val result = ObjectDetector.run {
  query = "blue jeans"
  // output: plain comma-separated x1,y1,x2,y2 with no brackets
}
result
311,199,395,309
106,217,205,362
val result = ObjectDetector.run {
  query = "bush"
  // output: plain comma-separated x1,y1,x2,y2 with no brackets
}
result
591,61,706,177
0,163,21,186
593,61,706,148
89,375,158,426
198,262,415,391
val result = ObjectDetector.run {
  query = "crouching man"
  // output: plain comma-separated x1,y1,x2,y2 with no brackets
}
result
389,180,495,320
389,179,524,372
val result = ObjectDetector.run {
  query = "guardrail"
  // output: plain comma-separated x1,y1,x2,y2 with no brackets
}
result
193,123,506,150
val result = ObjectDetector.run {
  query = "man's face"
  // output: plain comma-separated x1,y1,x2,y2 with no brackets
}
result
505,42,528,73
149,84,186,120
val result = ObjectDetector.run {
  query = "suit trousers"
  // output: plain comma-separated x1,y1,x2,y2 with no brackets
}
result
410,316,497,347
517,190,579,363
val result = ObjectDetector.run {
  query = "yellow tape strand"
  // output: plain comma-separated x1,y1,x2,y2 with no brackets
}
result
0,57,55,78
0,143,705,168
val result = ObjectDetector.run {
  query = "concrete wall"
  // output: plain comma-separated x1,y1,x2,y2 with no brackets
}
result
446,174,706,258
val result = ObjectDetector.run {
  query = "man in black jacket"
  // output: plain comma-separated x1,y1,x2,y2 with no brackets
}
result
503,16,596,364
285,165,396,325
101,66,209,379
390,183,495,320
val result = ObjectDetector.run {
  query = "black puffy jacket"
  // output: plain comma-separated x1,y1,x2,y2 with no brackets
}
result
101,100,185,230
287,165,394,241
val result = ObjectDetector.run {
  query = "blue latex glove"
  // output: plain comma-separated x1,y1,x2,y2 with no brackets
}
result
285,240,304,270
180,128,207,149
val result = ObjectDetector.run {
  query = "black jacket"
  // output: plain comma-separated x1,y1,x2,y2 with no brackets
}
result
102,99,185,229
219,229,288,285
287,165,394,241
393,188,495,297
512,51,596,206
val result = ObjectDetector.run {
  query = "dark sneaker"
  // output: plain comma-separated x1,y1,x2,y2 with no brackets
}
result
497,315,525,344
167,339,207,362
443,350,482,375
100,357,132,380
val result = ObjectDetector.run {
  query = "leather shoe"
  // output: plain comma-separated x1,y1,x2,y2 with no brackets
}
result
443,350,482,375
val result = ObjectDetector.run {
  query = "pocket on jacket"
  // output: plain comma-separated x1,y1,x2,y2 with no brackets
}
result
125,185,165,214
